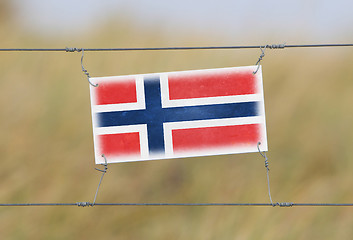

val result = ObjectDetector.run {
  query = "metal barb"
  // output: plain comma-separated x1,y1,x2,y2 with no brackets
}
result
65,47,82,52
269,202,294,207
267,43,286,49
80,49,98,87
257,142,274,205
76,202,93,207
92,154,109,206
276,202,294,207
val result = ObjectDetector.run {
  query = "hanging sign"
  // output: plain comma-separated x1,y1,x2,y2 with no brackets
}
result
90,66,267,164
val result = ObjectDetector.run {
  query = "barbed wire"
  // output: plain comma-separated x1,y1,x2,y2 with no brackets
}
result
0,43,352,52
1,42,353,208
0,202,353,207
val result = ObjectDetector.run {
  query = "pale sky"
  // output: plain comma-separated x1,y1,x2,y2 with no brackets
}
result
11,0,353,42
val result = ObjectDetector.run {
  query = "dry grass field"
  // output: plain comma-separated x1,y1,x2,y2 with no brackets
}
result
1,6,353,239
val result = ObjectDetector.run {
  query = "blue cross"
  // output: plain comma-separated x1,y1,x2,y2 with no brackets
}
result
97,76,259,154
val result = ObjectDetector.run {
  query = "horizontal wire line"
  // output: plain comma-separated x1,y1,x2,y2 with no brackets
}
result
1,202,353,207
0,203,77,206
1,43,353,208
0,43,353,52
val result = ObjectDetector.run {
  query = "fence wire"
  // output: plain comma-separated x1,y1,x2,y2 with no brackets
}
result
0,43,352,52
1,42,353,207
1,202,353,207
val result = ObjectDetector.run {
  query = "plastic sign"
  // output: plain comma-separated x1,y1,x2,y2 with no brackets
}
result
90,66,267,164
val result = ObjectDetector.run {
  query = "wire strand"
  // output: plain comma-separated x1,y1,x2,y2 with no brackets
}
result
0,43,353,52
1,42,353,208
92,154,108,205
0,202,353,207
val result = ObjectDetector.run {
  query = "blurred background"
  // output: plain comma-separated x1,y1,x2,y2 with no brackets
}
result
1,0,353,239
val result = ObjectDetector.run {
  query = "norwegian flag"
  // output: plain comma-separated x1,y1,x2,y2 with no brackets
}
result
90,66,268,164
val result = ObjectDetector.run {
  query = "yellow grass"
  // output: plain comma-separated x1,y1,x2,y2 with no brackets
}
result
1,16,353,240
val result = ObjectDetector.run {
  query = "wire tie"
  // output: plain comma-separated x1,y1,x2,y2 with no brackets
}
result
257,142,274,206
94,154,108,173
257,142,270,170
92,154,109,206
80,48,98,87
253,45,267,74
253,43,285,74
95,168,106,173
